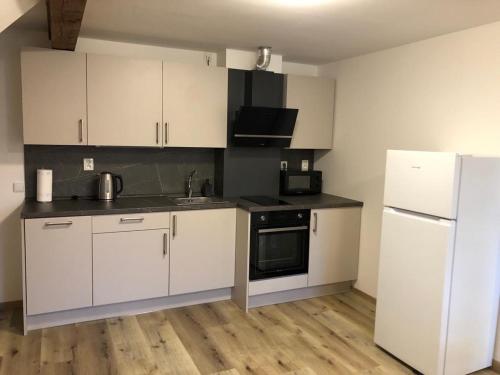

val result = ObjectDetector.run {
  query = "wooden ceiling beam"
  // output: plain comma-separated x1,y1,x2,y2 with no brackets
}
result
47,0,87,51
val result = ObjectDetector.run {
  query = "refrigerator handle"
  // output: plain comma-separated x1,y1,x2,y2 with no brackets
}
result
384,207,454,225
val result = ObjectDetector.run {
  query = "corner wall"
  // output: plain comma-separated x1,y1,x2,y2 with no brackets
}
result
316,21,500,360
0,28,48,302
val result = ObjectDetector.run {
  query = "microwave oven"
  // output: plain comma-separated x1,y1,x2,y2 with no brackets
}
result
280,170,322,195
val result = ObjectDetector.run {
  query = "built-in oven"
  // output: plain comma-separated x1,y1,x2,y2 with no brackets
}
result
249,209,310,281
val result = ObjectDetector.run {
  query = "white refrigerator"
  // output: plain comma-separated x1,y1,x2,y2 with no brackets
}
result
374,150,500,375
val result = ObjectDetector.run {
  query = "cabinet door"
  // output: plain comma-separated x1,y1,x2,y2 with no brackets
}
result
93,229,169,305
308,207,361,287
25,216,92,315
21,49,87,145
170,209,236,295
163,63,228,148
87,54,162,147
286,75,335,149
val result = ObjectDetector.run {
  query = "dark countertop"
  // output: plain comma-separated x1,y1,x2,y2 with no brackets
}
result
21,193,363,219
235,193,363,212
21,196,237,219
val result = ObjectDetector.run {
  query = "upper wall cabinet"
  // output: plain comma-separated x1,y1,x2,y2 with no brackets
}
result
21,49,87,145
87,54,163,147
285,74,335,150
163,63,228,148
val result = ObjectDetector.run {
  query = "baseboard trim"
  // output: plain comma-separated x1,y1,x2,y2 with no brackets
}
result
492,359,500,373
0,300,22,311
25,288,231,334
352,288,376,304
248,281,352,309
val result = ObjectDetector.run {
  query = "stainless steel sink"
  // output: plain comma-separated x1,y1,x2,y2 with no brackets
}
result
173,197,227,206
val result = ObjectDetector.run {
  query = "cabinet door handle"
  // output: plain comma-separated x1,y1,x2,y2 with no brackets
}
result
313,212,318,233
78,119,83,143
163,232,168,257
156,122,159,144
45,221,73,227
172,215,177,237
164,122,168,145
120,217,144,223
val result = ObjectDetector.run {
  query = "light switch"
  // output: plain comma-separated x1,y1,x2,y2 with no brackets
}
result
83,158,94,171
301,160,309,171
281,161,288,170
13,182,25,193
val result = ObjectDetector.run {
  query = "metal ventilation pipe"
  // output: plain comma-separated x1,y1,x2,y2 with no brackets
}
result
256,46,272,71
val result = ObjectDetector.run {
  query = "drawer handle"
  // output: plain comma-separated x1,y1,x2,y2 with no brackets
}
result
172,215,177,237
45,221,73,227
163,232,168,257
119,217,145,223
78,119,83,143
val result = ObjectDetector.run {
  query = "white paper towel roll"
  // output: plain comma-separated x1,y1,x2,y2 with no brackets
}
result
37,169,53,202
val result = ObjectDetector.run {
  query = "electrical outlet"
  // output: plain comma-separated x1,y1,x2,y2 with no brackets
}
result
13,182,25,193
301,160,309,171
280,161,288,170
83,158,94,171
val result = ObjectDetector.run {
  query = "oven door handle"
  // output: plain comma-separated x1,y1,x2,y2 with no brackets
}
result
258,226,309,234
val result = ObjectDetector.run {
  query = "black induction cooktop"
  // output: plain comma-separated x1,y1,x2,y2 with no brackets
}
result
241,196,290,206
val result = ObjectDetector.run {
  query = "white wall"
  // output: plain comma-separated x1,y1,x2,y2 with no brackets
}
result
316,21,500,360
0,0,39,34
0,28,48,303
282,61,318,77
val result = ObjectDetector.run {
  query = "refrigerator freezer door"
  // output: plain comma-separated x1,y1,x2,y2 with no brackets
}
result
374,207,456,375
384,150,460,219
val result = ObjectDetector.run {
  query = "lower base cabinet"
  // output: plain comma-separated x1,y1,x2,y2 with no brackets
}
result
169,208,236,295
25,216,92,315
93,229,170,305
308,207,362,287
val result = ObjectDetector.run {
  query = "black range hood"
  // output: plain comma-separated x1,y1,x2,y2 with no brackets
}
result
228,69,298,147
233,106,298,147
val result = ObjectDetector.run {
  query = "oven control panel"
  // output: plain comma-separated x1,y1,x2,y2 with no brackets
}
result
251,209,310,228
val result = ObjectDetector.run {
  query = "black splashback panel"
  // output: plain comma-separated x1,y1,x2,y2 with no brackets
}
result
24,146,215,199
215,148,315,198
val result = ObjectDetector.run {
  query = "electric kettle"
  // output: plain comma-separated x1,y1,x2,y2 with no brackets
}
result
98,172,123,200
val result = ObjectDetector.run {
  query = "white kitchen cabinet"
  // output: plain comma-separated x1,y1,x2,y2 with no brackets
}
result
308,207,361,287
25,216,92,315
87,54,163,147
21,49,87,145
163,63,228,148
169,208,236,295
285,74,335,149
93,229,170,305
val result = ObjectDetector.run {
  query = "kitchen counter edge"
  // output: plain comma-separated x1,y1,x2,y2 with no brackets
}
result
21,193,363,219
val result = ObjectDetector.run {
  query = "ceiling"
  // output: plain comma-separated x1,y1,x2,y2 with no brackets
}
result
14,0,500,63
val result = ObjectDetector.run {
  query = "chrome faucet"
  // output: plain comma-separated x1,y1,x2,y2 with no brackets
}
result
186,169,196,198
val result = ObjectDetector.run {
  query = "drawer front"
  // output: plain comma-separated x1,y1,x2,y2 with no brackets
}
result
25,216,92,315
92,212,170,233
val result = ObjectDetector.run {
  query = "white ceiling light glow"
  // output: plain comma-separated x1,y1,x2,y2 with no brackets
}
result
275,0,332,6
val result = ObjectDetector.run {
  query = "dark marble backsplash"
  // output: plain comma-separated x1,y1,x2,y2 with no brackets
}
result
24,146,315,199
24,146,216,199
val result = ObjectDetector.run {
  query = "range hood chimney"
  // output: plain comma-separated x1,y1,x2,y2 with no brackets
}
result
256,46,272,71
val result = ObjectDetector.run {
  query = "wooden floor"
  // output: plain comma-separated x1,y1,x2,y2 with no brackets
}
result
0,292,497,374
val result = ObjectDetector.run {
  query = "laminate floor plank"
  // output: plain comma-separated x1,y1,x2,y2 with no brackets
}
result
0,292,496,375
